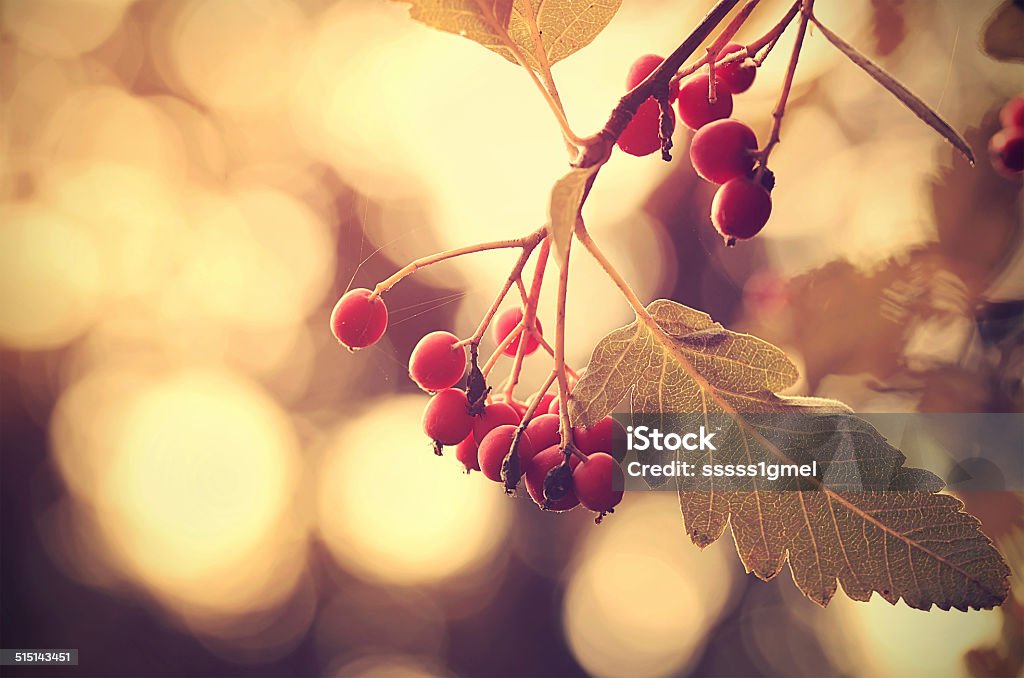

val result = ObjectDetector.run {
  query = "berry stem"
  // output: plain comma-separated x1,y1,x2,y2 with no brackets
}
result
371,227,546,300
670,0,798,91
519,0,579,158
583,0,741,165
482,324,523,376
504,239,551,400
757,0,814,167
535,334,580,380
554,222,576,453
455,238,544,349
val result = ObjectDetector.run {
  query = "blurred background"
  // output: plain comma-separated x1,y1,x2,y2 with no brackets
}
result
1,0,1022,676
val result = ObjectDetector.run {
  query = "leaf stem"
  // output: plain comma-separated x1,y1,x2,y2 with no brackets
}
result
469,0,584,147
519,0,579,157
371,227,546,299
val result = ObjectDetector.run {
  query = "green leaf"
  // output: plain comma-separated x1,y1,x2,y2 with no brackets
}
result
547,165,598,266
395,0,621,70
811,16,975,165
568,299,1010,611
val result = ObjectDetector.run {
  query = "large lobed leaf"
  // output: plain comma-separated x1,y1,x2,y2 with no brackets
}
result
395,0,621,71
568,299,1010,611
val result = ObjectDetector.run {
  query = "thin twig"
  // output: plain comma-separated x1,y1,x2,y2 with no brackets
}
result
372,227,545,299
758,0,814,166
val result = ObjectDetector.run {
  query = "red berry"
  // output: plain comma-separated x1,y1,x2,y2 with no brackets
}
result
422,388,473,445
715,44,756,94
408,331,466,391
711,178,772,243
676,74,732,131
525,446,580,512
478,425,536,482
330,288,388,349
689,118,758,184
525,413,561,451
617,97,672,157
990,128,1024,175
999,96,1024,130
573,453,624,513
626,54,680,100
547,396,561,415
493,308,542,356
574,416,627,463
473,401,521,444
529,393,555,415
455,434,479,472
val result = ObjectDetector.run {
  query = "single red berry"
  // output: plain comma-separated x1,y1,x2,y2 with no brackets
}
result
626,54,680,100
999,96,1024,130
454,434,479,472
408,331,467,391
676,74,733,131
493,308,542,356
573,453,624,513
473,401,521,444
478,425,536,482
711,177,772,243
422,388,473,445
617,97,673,157
525,446,580,512
529,393,555,415
689,118,758,184
525,413,561,451
715,44,756,94
574,416,627,462
330,288,388,349
547,396,561,415
990,128,1024,175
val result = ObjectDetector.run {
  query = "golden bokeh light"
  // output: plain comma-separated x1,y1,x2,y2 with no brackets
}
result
53,368,306,615
40,85,187,178
826,586,1002,677
168,0,307,115
563,494,743,678
318,396,511,586
176,185,333,330
2,0,134,59
327,653,447,678
0,205,102,349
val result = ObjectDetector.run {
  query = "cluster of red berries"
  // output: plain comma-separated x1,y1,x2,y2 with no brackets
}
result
616,47,773,245
415,308,625,519
990,95,1024,177
330,292,625,519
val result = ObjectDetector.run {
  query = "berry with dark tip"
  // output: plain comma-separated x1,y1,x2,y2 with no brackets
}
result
573,452,624,514
711,177,772,243
478,425,536,482
422,388,473,446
